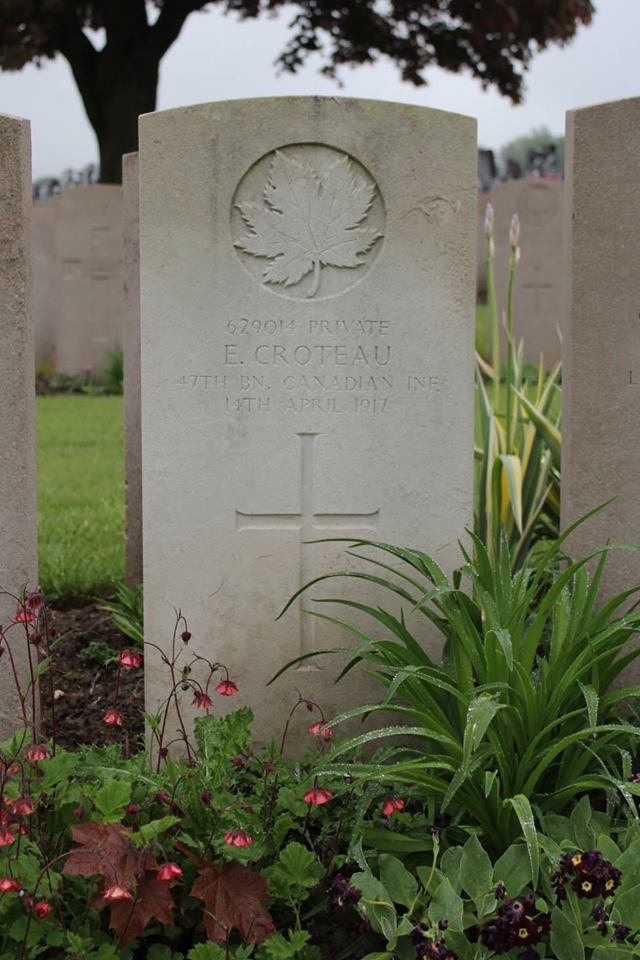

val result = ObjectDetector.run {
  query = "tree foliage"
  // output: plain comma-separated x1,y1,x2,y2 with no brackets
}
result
0,0,594,181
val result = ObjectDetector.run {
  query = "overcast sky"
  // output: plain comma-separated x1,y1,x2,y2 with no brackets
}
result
0,0,638,179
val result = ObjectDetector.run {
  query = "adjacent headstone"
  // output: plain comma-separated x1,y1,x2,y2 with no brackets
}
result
0,114,38,738
32,200,58,365
488,179,564,368
54,185,123,374
140,97,476,743
122,154,143,587
562,97,640,609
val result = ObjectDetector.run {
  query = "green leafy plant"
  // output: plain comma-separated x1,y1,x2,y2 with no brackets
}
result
274,524,640,856
476,204,561,568
99,582,144,647
349,802,640,959
103,344,124,395
0,595,401,959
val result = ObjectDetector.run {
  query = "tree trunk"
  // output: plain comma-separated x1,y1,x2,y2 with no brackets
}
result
92,53,159,184
62,37,160,184
58,2,195,183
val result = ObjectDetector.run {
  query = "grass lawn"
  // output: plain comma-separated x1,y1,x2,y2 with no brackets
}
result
37,395,124,602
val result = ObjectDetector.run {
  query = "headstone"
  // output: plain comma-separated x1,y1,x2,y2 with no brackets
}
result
489,179,564,368
140,97,476,743
54,185,123,374
477,149,497,193
0,114,38,738
562,97,640,609
122,154,143,587
32,200,58,365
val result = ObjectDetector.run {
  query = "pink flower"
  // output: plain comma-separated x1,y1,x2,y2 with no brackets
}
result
381,797,405,817
0,829,15,847
119,650,142,669
26,745,51,762
104,885,133,901
223,829,253,848
14,796,34,817
192,691,213,709
303,787,333,806
0,877,20,893
157,862,183,881
154,791,171,805
14,609,36,623
308,721,333,741
103,710,124,727
34,901,50,919
216,680,239,697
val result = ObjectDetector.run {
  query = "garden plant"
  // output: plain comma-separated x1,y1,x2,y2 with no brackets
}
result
475,205,561,569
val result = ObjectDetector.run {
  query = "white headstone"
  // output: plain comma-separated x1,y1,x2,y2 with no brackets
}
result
122,153,143,587
54,185,123,374
140,97,476,743
562,97,640,615
0,114,38,738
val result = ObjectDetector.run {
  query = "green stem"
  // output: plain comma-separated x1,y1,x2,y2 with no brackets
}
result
485,234,500,412
505,247,518,453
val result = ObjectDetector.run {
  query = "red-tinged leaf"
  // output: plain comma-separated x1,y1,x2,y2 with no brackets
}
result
93,869,176,945
191,860,275,945
63,821,144,888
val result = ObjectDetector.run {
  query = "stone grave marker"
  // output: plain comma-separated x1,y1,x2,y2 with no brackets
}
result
489,179,564,368
32,200,58,365
0,114,38,738
139,97,476,742
122,153,143,587
54,185,123,374
562,97,640,618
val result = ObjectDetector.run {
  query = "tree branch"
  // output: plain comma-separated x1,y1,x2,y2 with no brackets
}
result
149,0,215,59
55,18,101,129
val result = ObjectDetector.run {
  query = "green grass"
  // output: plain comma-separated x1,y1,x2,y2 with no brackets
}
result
37,395,124,602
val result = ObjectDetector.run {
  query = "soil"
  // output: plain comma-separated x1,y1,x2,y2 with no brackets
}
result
40,603,145,751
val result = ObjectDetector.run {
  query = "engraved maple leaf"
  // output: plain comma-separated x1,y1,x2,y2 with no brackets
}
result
235,150,382,297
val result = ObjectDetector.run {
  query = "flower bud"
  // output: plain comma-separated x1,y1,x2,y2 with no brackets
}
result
484,202,494,238
509,213,520,250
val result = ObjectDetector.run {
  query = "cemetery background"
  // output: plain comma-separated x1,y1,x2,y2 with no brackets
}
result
4,4,640,958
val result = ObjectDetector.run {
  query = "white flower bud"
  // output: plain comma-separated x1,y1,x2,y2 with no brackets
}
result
509,213,520,251
484,203,494,238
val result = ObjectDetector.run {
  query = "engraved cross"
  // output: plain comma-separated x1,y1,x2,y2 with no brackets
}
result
236,432,379,665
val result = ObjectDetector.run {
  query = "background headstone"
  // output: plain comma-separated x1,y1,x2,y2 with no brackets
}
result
0,114,38,738
562,97,640,612
122,153,143,587
140,97,476,744
487,179,564,368
32,200,58,365
54,185,123,374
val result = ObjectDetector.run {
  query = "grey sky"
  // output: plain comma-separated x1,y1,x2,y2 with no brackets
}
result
1,0,638,179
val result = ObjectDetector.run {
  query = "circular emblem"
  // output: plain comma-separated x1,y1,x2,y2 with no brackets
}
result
231,143,385,301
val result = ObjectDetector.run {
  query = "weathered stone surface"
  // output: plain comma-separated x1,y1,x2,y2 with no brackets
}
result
32,200,58,364
54,185,123,374
485,180,564,368
562,97,640,610
0,115,38,738
139,97,476,744
123,154,143,587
